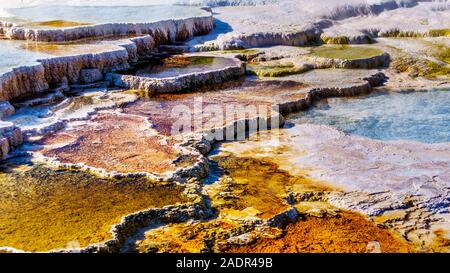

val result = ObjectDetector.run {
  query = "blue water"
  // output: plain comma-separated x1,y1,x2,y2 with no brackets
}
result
290,90,450,143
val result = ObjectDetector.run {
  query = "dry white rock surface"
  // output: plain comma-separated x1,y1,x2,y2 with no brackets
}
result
322,2,450,43
186,0,446,50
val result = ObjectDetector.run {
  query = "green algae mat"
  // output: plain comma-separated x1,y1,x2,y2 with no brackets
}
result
312,45,384,60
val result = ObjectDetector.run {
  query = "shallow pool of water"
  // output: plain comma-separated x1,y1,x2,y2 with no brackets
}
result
1,5,209,26
0,40,51,74
290,90,450,143
127,56,237,78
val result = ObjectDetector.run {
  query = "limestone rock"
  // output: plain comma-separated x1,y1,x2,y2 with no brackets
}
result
0,64,49,101
80,69,103,84
188,0,420,50
0,15,214,102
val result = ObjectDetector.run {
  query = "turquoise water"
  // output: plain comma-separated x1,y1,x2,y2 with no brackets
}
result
0,5,209,25
291,90,450,143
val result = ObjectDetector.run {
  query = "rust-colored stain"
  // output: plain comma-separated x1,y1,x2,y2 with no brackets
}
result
40,112,187,174
224,211,413,253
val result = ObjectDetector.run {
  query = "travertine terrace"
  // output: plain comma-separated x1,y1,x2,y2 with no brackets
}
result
0,1,449,253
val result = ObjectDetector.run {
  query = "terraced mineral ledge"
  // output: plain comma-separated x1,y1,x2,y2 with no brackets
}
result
109,55,245,94
0,1,449,253
0,6,214,101
0,5,212,42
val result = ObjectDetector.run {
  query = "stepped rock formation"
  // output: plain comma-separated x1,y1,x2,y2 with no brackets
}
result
307,53,390,69
0,64,49,101
321,2,450,44
0,1,449,253
0,12,214,159
34,70,385,182
221,124,450,251
0,16,214,101
187,0,423,50
108,57,245,94
0,121,22,159
1,16,213,43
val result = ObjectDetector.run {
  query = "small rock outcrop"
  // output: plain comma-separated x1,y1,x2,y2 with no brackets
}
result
1,16,214,43
0,122,23,159
190,0,420,51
